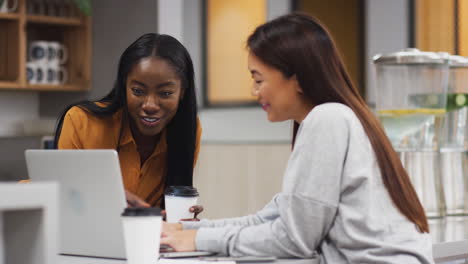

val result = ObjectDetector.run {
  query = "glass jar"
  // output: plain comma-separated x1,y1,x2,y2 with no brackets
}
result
373,48,450,151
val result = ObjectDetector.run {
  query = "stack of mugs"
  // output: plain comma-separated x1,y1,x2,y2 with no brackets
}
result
27,0,78,17
27,41,68,85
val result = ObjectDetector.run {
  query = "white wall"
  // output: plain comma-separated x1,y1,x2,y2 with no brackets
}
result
0,92,40,181
182,0,203,107
0,92,38,136
365,0,410,106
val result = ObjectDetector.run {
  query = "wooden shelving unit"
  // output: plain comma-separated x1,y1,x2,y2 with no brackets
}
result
0,0,91,92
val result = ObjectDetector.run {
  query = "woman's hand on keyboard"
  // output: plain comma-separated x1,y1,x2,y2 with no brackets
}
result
160,229,197,252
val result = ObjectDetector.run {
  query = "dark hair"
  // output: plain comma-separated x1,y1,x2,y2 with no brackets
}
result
54,33,198,202
247,13,429,233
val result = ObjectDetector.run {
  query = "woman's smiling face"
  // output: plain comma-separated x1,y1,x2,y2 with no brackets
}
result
248,52,310,123
126,57,183,137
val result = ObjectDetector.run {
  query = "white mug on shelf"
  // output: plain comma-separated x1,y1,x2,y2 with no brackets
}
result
45,64,67,85
26,62,38,84
55,65,68,85
48,41,68,65
26,61,47,85
0,0,18,13
36,63,48,84
29,41,49,63
45,65,55,84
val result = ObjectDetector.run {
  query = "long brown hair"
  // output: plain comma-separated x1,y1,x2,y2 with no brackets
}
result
247,13,429,233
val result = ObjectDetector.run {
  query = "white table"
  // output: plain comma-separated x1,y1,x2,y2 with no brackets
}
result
58,217,468,264
431,217,468,263
59,255,320,264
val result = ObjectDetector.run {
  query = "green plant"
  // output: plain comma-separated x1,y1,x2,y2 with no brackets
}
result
73,0,91,16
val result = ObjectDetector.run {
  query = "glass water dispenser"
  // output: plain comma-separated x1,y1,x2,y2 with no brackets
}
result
440,55,468,216
373,48,450,218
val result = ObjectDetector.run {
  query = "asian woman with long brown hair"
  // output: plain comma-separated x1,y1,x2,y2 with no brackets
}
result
161,13,433,263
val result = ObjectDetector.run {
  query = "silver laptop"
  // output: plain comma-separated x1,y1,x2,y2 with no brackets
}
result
25,149,128,259
25,149,214,260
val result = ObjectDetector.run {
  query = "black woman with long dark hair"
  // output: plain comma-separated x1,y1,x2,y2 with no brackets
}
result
55,33,202,214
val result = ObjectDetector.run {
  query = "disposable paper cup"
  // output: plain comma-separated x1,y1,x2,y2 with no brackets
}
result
165,186,199,223
121,207,162,264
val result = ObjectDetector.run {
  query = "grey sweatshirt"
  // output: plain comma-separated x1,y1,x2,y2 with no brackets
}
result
183,103,434,264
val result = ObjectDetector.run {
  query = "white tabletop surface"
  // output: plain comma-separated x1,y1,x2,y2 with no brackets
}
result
430,217,468,262
58,255,320,264
58,216,468,264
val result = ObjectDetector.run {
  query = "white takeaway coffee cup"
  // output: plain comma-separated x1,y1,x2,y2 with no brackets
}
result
121,207,162,264
164,186,199,223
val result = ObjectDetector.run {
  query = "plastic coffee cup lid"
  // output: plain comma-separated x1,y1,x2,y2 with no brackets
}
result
121,207,162,216
165,186,199,197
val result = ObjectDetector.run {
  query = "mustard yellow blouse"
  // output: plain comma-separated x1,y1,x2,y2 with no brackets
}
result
58,106,202,206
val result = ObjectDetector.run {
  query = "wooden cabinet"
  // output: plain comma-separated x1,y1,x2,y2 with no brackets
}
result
415,0,456,54
0,0,91,91
415,0,468,56
206,0,265,105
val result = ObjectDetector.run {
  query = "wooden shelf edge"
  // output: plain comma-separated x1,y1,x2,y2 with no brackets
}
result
0,13,20,21
25,84,90,91
26,15,83,26
0,81,21,89
0,82,89,92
